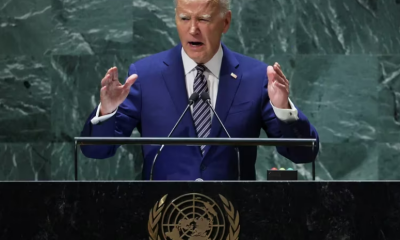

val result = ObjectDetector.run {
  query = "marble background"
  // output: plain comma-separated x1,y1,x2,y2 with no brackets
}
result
0,0,399,180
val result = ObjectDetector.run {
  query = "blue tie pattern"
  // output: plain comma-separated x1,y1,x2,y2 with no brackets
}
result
193,65,211,155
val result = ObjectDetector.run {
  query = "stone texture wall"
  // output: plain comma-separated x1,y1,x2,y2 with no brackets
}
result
0,0,399,180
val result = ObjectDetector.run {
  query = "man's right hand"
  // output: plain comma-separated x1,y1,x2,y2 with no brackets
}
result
99,67,138,116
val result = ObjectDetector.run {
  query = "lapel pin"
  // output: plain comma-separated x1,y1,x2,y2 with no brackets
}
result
231,73,237,79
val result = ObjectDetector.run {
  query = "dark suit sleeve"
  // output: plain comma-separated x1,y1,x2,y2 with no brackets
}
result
80,64,142,159
261,74,319,164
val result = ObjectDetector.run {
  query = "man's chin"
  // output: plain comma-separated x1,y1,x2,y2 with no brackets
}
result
187,52,207,64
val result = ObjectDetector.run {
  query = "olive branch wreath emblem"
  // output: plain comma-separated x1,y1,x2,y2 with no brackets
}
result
148,194,240,240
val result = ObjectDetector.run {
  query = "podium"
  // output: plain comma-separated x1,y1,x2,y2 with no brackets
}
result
74,137,317,181
1,138,399,239
1,181,400,239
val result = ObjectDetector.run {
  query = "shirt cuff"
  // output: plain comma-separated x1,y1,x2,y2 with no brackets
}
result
271,98,299,123
90,103,118,125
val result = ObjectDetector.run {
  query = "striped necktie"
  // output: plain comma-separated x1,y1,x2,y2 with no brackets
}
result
193,65,211,155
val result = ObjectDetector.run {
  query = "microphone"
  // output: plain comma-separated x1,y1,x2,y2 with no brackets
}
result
150,92,199,180
200,92,241,180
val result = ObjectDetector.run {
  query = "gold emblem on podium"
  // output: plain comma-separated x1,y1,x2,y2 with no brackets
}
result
148,193,240,240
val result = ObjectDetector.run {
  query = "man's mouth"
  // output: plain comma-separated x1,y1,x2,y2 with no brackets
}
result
189,42,204,46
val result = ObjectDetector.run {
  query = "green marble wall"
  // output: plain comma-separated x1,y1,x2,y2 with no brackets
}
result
0,0,399,180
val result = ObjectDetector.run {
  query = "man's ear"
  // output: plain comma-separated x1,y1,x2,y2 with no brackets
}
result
223,11,232,34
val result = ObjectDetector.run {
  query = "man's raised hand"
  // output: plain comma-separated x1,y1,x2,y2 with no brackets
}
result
267,62,290,109
99,67,138,115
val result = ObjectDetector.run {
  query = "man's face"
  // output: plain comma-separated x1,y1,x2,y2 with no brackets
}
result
175,0,231,64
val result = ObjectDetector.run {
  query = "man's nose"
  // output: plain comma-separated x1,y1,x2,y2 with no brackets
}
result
189,21,199,35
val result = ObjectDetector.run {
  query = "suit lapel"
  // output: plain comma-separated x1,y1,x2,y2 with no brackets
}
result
203,44,242,157
161,44,198,139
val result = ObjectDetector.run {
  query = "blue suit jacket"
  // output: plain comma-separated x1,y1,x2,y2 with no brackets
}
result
80,43,319,180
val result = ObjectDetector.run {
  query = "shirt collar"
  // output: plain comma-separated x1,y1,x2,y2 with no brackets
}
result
181,44,223,79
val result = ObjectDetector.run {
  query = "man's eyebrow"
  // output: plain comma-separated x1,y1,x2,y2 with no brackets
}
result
199,14,211,19
178,13,212,19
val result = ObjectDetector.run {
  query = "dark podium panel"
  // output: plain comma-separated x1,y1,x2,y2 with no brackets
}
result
0,182,400,240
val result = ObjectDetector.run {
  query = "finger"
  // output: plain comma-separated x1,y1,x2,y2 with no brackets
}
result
101,74,112,87
274,62,282,69
267,66,276,85
274,74,289,86
273,65,286,80
273,81,289,92
111,67,117,81
106,67,114,80
104,67,114,83
123,74,138,90
106,67,113,75
115,67,118,82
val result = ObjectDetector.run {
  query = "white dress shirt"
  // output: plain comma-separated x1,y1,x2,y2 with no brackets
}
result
91,45,299,125
181,44,221,116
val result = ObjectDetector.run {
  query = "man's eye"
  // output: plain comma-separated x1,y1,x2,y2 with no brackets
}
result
181,17,189,21
199,19,209,22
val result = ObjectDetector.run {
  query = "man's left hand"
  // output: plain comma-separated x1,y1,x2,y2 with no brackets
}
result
267,62,290,109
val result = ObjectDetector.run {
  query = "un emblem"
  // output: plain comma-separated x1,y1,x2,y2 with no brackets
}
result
148,193,240,240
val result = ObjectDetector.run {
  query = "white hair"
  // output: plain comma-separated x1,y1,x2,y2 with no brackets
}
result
174,0,231,15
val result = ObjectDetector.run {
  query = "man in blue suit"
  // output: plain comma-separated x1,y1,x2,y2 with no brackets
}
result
80,0,319,180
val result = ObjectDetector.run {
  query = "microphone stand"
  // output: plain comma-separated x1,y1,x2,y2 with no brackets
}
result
201,92,241,180
150,93,199,180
